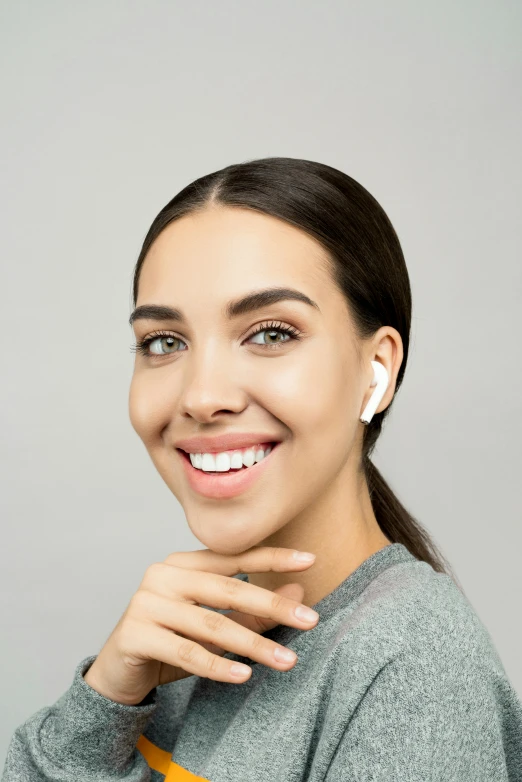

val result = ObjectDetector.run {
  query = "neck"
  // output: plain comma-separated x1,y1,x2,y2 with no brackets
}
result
247,466,391,609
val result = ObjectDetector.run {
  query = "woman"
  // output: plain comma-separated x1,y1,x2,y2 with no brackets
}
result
3,157,521,781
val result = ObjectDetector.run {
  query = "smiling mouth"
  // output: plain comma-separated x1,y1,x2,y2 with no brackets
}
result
176,442,280,474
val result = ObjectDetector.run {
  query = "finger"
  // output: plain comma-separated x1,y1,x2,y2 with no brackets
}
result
139,623,253,684
162,546,316,577
191,584,306,656
141,594,301,672
224,583,305,634
146,565,319,631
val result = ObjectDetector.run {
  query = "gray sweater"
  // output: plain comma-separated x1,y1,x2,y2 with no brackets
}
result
2,543,522,781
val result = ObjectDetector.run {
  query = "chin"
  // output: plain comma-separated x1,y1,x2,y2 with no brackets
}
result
205,540,256,557
183,507,275,557
193,526,265,557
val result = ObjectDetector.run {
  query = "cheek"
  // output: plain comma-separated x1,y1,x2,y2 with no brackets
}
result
257,345,355,433
128,373,172,442
259,347,360,482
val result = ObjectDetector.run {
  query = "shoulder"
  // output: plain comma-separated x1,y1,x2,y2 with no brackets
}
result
332,557,508,685
323,562,522,779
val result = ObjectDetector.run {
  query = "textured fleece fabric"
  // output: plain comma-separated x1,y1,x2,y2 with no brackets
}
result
2,542,522,781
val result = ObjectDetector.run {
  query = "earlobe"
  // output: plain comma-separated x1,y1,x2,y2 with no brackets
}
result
359,361,389,424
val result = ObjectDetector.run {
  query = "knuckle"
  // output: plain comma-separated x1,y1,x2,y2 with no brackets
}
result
267,547,280,568
248,632,263,654
270,592,285,613
177,639,198,665
218,575,240,597
129,589,152,615
203,610,227,634
205,653,221,676
162,551,183,566
163,549,205,566
141,562,168,588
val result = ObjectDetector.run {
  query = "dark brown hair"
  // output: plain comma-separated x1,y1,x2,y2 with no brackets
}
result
130,157,461,589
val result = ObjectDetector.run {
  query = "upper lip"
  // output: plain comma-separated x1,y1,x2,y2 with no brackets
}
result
175,433,282,454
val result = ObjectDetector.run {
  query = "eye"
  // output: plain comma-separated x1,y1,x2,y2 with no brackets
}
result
246,321,302,348
131,331,185,357
130,321,303,360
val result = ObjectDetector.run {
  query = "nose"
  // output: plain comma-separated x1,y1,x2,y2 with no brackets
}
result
177,342,248,423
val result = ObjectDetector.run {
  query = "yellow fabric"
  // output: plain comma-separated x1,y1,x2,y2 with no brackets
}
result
136,735,209,781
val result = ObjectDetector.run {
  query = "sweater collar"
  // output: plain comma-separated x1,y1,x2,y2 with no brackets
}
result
237,542,418,651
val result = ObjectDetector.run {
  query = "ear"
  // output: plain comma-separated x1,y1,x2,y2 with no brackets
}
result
360,327,404,418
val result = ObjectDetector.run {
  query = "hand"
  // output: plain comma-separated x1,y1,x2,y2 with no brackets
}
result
83,546,319,705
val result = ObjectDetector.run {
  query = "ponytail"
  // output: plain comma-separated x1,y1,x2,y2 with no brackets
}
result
363,457,464,593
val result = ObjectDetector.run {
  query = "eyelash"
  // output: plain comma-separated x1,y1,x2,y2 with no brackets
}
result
130,320,303,359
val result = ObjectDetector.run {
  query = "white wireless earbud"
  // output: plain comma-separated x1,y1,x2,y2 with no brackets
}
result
359,361,389,425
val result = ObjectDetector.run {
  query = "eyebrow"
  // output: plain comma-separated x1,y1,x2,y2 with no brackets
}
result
128,287,320,327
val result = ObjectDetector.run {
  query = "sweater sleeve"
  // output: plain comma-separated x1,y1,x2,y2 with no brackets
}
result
324,647,522,782
1,655,159,782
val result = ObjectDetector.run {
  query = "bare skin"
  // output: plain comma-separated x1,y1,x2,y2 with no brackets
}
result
83,547,325,704
128,204,403,611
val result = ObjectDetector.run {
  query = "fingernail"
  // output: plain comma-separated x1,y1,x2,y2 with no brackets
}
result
293,551,316,562
274,647,297,663
230,663,251,677
294,605,319,622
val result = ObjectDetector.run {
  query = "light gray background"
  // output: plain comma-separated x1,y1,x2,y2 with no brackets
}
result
1,0,521,761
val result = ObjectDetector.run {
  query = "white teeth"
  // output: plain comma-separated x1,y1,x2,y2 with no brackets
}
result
242,449,255,468
229,451,243,469
189,444,273,473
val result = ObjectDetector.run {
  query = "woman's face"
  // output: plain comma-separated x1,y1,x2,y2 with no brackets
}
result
129,205,371,555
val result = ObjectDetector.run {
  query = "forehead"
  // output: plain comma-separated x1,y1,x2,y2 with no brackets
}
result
137,206,333,303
